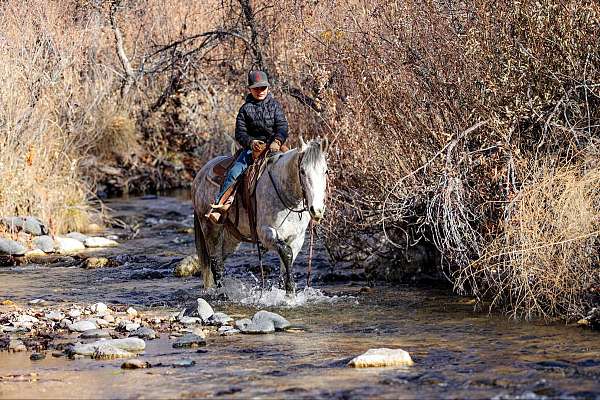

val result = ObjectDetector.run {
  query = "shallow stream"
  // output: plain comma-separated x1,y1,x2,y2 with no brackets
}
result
1,195,599,399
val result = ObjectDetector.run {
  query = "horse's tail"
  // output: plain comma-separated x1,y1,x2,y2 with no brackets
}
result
194,210,214,288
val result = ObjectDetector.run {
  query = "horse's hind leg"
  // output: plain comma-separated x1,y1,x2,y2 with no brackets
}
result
196,213,225,288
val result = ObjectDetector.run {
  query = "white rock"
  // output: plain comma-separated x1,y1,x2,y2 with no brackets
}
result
55,237,86,254
196,298,214,322
17,315,40,324
104,314,115,323
68,309,81,318
92,302,108,314
126,307,138,317
69,320,98,332
84,237,119,248
26,249,46,257
348,348,414,368
29,299,45,305
60,318,72,328
179,316,202,325
45,311,65,321
73,338,146,356
93,318,109,327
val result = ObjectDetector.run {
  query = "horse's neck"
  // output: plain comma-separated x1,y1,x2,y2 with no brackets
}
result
269,150,304,206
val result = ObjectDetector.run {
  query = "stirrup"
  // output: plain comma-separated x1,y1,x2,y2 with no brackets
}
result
205,211,222,224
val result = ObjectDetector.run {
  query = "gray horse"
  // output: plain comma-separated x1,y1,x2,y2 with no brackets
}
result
191,136,329,293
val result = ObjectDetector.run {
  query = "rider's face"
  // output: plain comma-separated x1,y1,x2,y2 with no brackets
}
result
250,86,269,100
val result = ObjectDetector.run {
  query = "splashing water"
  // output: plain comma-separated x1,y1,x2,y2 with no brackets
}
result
216,277,349,307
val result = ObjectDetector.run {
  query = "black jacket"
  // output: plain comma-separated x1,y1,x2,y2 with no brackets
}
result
235,93,288,148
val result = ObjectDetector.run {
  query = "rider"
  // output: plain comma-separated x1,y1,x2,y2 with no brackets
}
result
206,70,289,223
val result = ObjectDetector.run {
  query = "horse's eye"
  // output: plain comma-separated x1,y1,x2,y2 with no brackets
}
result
300,169,306,176
325,169,329,175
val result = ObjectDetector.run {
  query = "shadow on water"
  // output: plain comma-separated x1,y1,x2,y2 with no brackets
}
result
1,194,599,399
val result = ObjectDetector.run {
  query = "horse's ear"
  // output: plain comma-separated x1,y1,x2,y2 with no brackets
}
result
321,137,329,153
298,135,308,153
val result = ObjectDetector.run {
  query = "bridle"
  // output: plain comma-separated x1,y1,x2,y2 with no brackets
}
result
268,151,309,216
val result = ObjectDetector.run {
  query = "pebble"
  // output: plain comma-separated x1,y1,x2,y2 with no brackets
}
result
66,232,89,242
17,315,40,324
73,338,146,356
45,311,65,321
55,237,86,254
25,249,46,257
1,299,15,306
80,329,112,339
173,255,200,277
348,348,414,368
91,302,108,314
220,328,240,336
121,359,151,369
0,238,27,256
179,316,202,325
126,307,138,317
9,339,26,352
60,319,73,328
173,333,206,348
172,359,196,368
52,351,65,358
30,353,46,361
84,237,119,248
29,299,45,305
235,318,274,334
104,314,115,323
68,309,82,318
196,298,214,322
93,344,134,360
84,257,112,269
92,318,110,327
130,327,157,340
69,320,98,332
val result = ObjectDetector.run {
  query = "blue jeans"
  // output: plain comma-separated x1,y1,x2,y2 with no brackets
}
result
214,149,253,203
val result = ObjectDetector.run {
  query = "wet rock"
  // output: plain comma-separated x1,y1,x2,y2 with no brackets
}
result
0,239,26,256
33,236,56,253
1,216,47,236
235,318,274,334
84,237,119,248
66,232,89,242
80,329,112,339
45,311,65,321
83,257,115,269
253,311,291,331
30,353,45,361
91,302,108,314
173,333,206,348
69,320,98,332
179,317,202,325
173,255,200,277
348,348,414,368
218,326,240,336
121,359,151,369
130,327,157,340
208,312,233,326
93,344,134,360
196,298,214,322
55,237,85,254
9,339,26,352
172,359,196,368
73,338,146,356
52,351,65,358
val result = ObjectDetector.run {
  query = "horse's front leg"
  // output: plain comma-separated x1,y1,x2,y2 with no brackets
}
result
258,225,294,294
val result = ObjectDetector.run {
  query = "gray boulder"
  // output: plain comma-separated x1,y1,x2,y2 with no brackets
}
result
0,238,26,256
66,232,89,242
172,333,206,348
80,329,112,339
69,320,98,332
235,311,291,334
73,338,146,356
196,298,214,322
1,216,47,236
130,327,157,340
208,312,233,326
253,311,291,331
33,236,56,253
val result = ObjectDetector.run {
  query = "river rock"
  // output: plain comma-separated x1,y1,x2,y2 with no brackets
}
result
173,255,200,277
17,314,40,324
66,232,89,242
80,329,112,339
196,298,214,322
121,359,151,369
130,327,157,340
72,338,146,356
45,311,65,321
68,309,81,318
172,359,196,368
9,339,26,352
252,311,291,331
55,237,85,254
69,320,98,332
218,326,240,336
91,302,108,314
84,237,119,248
93,344,134,360
33,236,56,253
1,216,47,236
0,238,26,256
30,353,46,361
173,333,206,348
83,257,114,269
60,318,73,328
126,307,138,317
209,312,233,326
26,249,46,258
235,318,274,334
348,348,414,368
179,316,202,325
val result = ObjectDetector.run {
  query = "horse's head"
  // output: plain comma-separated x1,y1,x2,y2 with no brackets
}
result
298,136,329,223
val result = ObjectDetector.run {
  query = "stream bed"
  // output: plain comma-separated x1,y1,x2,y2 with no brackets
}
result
1,195,599,399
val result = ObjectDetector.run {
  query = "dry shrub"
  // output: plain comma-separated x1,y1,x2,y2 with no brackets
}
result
457,164,600,319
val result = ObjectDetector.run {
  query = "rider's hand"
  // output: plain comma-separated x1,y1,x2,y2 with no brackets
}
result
269,140,281,152
251,140,266,152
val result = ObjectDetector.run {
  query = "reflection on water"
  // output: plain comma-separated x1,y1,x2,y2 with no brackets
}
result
1,195,599,399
